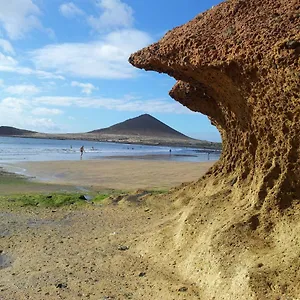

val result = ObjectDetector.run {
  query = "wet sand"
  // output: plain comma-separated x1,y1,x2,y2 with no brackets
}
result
5,159,215,191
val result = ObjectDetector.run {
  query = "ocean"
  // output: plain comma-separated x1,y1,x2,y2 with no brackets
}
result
0,136,221,163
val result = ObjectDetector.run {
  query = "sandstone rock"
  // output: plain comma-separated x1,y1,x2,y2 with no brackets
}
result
130,0,300,212
130,0,300,299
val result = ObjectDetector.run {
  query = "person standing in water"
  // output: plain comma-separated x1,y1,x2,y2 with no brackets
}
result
80,145,85,158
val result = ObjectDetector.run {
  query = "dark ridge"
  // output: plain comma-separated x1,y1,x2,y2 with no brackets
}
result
0,126,36,136
89,114,190,139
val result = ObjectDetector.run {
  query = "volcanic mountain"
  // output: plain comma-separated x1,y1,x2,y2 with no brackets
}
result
0,126,36,136
0,115,221,149
89,114,190,139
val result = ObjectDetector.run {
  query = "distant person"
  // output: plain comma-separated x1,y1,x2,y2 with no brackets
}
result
169,149,172,154
80,145,85,158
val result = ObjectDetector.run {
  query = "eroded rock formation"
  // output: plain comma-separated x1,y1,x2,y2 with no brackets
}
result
129,0,300,298
130,0,299,212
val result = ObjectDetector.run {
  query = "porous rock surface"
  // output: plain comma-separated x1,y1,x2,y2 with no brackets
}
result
130,0,300,299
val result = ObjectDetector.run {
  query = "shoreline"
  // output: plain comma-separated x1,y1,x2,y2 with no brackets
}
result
2,159,215,191
1,134,222,150
0,166,79,196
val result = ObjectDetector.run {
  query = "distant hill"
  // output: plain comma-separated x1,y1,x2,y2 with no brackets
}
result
0,116,221,149
89,114,190,139
0,126,36,136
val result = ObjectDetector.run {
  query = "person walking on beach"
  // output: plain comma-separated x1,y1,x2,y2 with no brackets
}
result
80,145,85,159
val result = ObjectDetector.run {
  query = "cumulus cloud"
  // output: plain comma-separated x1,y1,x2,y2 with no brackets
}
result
0,97,29,112
0,0,54,40
59,2,85,18
0,97,60,132
31,107,63,116
71,81,98,95
30,29,152,79
0,53,65,80
0,39,15,54
88,0,133,32
4,84,40,95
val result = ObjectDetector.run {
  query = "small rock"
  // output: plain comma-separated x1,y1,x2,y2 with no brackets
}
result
257,263,264,268
118,245,129,251
178,287,188,292
55,283,67,289
79,195,87,200
138,272,146,277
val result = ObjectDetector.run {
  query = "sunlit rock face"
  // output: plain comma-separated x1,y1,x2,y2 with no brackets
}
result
130,0,299,212
129,0,300,298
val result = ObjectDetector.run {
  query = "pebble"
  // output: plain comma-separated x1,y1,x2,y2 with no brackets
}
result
55,283,68,289
118,245,129,251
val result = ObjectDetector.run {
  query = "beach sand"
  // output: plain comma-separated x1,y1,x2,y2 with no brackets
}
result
0,160,215,300
7,159,215,191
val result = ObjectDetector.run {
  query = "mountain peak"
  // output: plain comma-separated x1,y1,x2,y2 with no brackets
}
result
89,114,189,139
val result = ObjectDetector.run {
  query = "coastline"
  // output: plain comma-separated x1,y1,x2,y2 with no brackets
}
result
3,159,215,191
0,166,78,195
0,150,215,300
1,133,222,150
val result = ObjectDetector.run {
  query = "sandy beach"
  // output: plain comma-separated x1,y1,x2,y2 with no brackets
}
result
0,159,215,300
5,159,215,191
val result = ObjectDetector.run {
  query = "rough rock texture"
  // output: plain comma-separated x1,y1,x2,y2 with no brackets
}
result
130,0,300,299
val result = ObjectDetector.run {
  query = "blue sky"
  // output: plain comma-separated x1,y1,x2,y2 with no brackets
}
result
0,0,222,142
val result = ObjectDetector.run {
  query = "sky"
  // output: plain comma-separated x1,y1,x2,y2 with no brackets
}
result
0,0,222,142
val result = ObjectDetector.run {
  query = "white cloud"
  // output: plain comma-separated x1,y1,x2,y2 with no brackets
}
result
0,64,65,80
30,29,152,79
4,84,40,95
0,39,15,54
1,97,29,112
24,117,58,131
71,81,98,95
0,49,64,81
0,52,18,66
0,0,40,40
59,2,85,18
33,96,76,107
33,95,194,114
0,97,59,132
0,0,54,40
32,107,63,116
88,0,133,32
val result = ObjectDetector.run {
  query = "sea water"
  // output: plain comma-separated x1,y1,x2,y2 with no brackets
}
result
0,136,221,163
